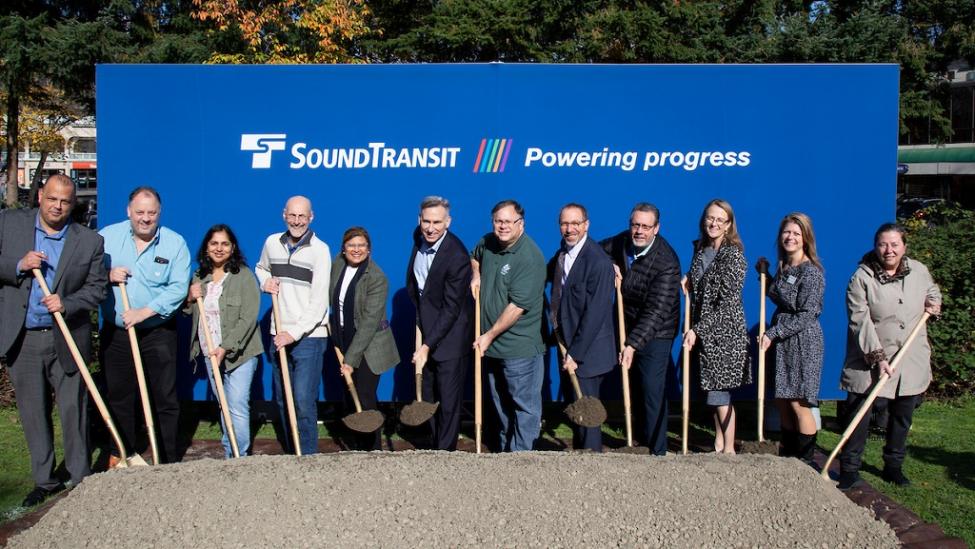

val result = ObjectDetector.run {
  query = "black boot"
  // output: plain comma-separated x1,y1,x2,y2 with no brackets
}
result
837,471,862,491
779,430,797,457
882,465,911,486
796,432,818,469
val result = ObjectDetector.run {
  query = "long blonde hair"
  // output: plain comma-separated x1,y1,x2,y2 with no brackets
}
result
776,212,822,270
695,199,743,252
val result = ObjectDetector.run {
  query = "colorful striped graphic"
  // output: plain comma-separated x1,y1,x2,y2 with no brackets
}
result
472,138,513,173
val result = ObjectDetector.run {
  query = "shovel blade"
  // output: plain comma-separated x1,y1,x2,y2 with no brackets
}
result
565,396,607,428
399,401,440,427
342,410,385,433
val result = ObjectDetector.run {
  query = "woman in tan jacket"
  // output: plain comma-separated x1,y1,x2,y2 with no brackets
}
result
837,223,941,490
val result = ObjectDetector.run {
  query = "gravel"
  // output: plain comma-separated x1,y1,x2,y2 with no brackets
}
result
7,452,898,548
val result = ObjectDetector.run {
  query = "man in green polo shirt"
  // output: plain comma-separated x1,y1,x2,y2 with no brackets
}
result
471,199,546,451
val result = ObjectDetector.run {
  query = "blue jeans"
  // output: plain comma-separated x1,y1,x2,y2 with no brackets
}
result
272,336,326,455
485,354,543,452
204,356,257,458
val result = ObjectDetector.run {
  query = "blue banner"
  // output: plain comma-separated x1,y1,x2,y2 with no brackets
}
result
97,63,898,402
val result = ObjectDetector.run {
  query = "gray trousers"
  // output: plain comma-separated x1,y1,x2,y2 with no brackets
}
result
7,329,90,488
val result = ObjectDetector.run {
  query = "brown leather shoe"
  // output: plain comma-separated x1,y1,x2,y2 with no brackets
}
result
108,454,122,469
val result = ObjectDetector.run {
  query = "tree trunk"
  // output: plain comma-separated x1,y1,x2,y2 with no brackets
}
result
4,90,20,207
27,150,48,207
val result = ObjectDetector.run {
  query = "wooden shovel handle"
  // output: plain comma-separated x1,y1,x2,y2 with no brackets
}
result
414,326,424,402
196,297,240,458
616,280,633,447
821,312,931,479
557,341,584,400
118,282,160,465
32,269,134,465
682,286,691,455
270,293,302,456
474,286,482,454
758,271,767,442
334,347,363,413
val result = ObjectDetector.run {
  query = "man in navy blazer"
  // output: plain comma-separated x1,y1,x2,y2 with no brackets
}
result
406,196,473,450
548,203,616,451
0,175,107,507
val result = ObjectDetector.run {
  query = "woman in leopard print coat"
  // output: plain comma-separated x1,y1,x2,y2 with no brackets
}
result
683,199,751,453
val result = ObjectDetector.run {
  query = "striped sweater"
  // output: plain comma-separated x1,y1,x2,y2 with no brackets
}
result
255,230,331,339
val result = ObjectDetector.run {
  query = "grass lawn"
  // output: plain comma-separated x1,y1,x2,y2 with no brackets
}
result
2,398,973,546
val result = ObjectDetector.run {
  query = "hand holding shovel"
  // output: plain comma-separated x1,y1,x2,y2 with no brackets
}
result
558,341,607,428
118,282,160,465
334,347,385,434
33,270,147,468
399,326,439,426
196,295,240,458
821,312,931,479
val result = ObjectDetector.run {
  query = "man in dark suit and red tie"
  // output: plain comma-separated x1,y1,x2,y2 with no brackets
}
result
406,196,474,450
548,203,616,452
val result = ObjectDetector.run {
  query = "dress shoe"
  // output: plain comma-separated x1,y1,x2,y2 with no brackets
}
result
108,454,122,469
21,483,66,507
882,467,911,486
836,471,862,491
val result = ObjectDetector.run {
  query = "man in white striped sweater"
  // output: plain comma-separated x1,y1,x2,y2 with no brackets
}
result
256,196,331,455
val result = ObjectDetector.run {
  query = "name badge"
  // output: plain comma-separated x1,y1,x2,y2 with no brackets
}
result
786,275,797,285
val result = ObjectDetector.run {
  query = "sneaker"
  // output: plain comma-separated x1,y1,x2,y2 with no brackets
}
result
837,471,862,491
21,483,66,508
882,467,911,486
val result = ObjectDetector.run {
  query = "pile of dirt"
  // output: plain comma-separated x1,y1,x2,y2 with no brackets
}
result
564,396,607,427
7,452,898,548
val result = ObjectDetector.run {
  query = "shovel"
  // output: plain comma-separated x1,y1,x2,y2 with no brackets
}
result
821,312,931,479
399,326,439,427
681,285,691,455
334,347,385,433
118,282,161,465
739,258,779,455
612,280,649,455
33,270,148,468
557,341,607,428
270,294,303,456
474,286,483,454
196,297,240,458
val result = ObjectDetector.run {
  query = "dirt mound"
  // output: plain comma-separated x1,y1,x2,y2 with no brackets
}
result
739,440,782,455
399,401,439,426
7,452,898,548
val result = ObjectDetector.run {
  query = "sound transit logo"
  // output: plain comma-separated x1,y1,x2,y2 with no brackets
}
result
473,138,513,173
240,134,288,168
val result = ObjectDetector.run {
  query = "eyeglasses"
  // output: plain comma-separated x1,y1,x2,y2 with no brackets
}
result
705,216,729,226
493,218,523,228
630,222,657,232
285,213,309,222
560,221,586,229
344,242,368,250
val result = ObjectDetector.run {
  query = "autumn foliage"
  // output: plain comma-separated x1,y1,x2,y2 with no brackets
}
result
192,0,372,64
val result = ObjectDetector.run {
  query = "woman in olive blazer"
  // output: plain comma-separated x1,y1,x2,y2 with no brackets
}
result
186,224,264,458
329,226,399,450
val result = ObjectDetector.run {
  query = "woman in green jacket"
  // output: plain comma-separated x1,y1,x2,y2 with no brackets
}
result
330,226,400,450
187,224,264,457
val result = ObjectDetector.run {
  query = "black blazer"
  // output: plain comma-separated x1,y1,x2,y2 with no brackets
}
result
547,237,616,377
406,228,474,361
0,208,107,371
601,231,681,349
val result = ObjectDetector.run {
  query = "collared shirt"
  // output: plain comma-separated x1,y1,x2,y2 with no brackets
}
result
626,235,655,269
471,232,546,359
561,233,587,284
413,231,447,294
99,220,191,329
24,214,69,328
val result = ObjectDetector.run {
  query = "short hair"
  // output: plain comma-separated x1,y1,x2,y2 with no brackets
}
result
342,226,371,250
491,199,524,218
195,224,247,276
559,203,588,222
630,202,660,223
776,212,822,270
874,222,908,246
128,186,161,205
43,174,76,192
420,196,450,213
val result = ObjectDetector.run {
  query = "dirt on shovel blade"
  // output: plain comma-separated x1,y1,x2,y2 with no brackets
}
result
6,453,900,548
399,401,439,427
564,396,607,428
613,445,651,455
739,440,781,455
342,410,385,433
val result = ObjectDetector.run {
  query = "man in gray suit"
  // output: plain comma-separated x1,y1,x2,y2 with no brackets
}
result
0,174,107,507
